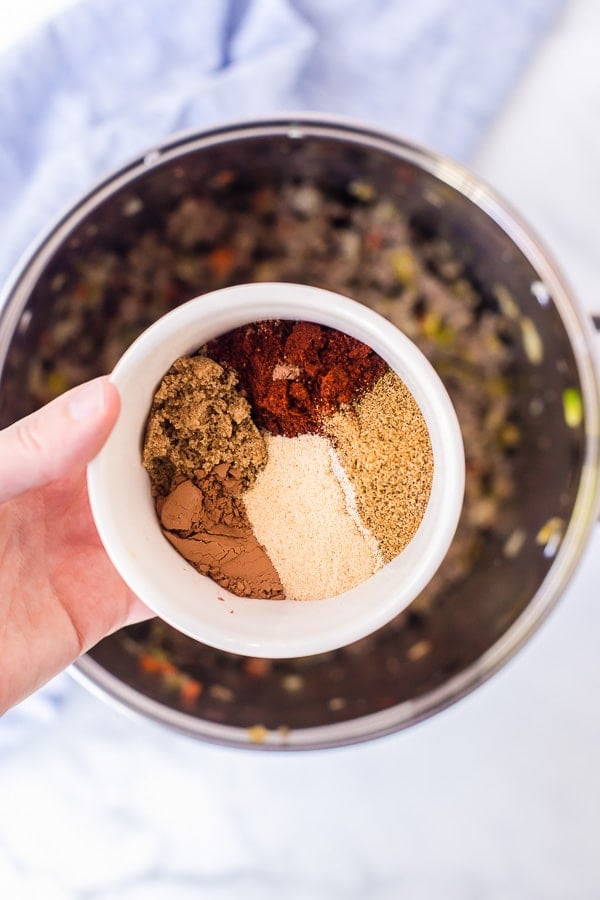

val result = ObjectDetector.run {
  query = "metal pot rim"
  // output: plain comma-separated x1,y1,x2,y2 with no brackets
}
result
2,113,599,750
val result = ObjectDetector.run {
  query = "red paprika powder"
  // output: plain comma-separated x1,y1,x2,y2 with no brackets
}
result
205,320,387,437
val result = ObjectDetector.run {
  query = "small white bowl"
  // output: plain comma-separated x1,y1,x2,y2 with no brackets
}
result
88,283,465,658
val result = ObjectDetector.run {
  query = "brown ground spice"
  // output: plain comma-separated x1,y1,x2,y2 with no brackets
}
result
142,355,284,599
324,370,434,561
142,355,266,496
204,320,387,437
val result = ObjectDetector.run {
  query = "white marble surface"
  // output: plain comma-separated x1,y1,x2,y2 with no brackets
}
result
2,0,600,897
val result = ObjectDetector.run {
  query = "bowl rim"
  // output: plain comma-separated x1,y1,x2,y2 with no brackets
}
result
2,112,599,750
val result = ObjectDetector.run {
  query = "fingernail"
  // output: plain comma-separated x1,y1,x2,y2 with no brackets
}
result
68,379,106,421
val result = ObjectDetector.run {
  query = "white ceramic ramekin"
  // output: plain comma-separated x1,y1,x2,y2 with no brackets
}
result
87,282,465,657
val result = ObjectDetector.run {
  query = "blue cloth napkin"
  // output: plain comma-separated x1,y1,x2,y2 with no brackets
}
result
0,0,564,750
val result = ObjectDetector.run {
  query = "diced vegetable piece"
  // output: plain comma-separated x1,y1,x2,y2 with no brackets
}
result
562,387,583,428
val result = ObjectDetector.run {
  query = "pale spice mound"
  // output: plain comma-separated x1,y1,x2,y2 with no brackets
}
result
142,355,266,496
324,370,434,562
242,434,379,600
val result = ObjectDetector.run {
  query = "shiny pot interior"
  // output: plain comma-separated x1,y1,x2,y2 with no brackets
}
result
0,119,598,749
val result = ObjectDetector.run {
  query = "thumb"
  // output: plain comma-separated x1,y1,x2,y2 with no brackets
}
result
0,377,120,504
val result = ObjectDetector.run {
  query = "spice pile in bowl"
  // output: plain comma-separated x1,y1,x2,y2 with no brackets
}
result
142,319,434,601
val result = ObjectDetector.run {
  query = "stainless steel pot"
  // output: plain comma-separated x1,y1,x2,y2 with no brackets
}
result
1,116,599,750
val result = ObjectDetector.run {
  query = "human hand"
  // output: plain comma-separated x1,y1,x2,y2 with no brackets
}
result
0,378,150,714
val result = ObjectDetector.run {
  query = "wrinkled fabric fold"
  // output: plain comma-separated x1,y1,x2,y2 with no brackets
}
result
0,0,564,284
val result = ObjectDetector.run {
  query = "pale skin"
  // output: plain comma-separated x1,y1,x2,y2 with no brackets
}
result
0,377,150,715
